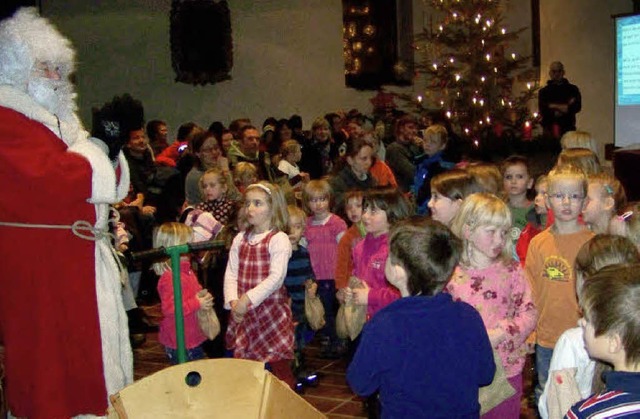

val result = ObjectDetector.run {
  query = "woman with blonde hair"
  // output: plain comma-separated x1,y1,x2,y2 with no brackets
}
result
300,116,341,179
560,131,597,153
556,147,601,176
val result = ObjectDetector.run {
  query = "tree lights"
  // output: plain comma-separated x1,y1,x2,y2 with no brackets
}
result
403,0,539,146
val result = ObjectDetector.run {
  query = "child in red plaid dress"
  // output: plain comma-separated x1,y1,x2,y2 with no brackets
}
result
223,182,295,387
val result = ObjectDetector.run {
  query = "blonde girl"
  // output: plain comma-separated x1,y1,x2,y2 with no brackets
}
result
303,179,347,358
153,222,213,364
560,130,597,153
538,234,640,419
233,161,259,194
556,147,602,176
195,167,236,225
447,193,537,418
278,140,309,187
223,181,295,387
582,172,626,234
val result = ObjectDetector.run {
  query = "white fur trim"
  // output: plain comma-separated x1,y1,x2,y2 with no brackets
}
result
0,85,86,146
0,8,75,88
94,203,133,401
87,137,131,203
115,151,130,202
70,139,130,205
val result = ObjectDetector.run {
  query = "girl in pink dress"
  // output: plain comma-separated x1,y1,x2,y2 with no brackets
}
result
154,222,214,364
447,193,537,418
223,182,295,387
303,179,347,358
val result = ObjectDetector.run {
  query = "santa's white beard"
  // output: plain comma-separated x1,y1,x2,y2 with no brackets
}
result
26,76,79,125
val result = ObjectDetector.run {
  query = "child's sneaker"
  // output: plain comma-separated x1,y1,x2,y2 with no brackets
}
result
296,368,319,388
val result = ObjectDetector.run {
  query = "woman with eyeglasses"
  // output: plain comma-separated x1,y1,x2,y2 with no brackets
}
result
184,130,231,206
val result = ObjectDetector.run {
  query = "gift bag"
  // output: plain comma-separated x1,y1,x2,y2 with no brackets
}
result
479,349,516,415
344,277,367,340
547,367,581,419
336,277,368,340
196,290,220,340
304,281,326,331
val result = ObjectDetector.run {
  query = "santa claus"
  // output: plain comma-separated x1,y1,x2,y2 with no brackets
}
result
0,8,132,418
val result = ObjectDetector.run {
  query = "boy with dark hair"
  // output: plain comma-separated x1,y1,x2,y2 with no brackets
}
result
347,218,495,418
501,155,534,247
566,263,640,417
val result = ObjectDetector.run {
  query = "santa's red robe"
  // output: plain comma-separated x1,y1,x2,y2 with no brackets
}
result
0,87,132,418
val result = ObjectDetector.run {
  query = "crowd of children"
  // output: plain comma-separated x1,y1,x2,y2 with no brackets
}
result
116,113,640,418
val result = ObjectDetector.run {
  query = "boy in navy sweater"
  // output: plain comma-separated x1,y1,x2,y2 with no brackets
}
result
347,218,494,418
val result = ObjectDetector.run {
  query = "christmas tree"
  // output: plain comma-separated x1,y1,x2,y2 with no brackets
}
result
401,0,539,154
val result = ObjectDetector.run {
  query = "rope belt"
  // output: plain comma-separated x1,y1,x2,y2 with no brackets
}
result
0,219,115,241
0,218,128,284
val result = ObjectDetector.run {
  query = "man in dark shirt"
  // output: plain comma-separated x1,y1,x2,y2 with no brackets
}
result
538,61,582,139
228,125,276,182
385,115,421,193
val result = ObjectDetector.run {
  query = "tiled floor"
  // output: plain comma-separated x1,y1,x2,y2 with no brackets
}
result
299,345,367,418
133,303,538,418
